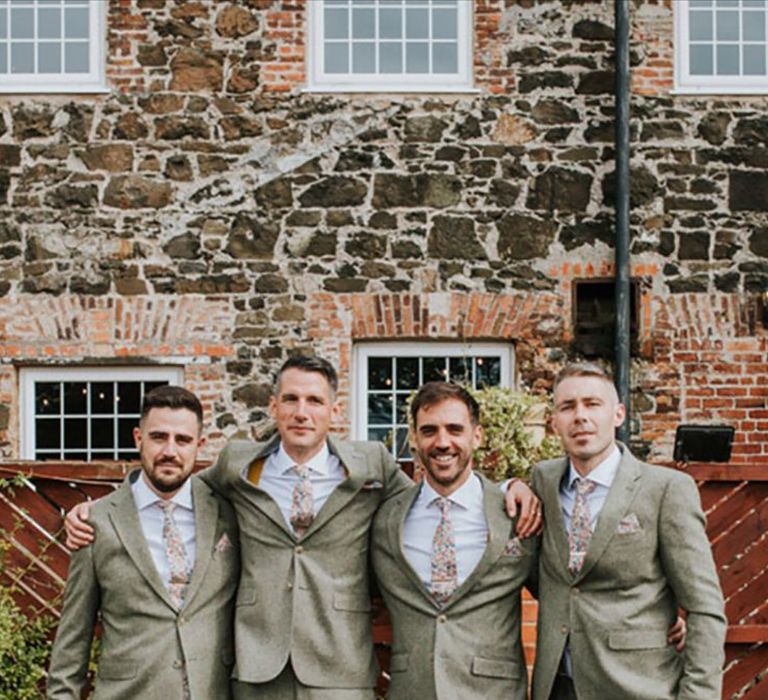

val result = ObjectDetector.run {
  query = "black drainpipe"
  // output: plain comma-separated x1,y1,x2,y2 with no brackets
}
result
614,0,631,443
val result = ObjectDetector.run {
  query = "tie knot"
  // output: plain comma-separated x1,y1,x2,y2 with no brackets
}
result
159,500,176,515
293,463,310,478
575,478,597,496
434,496,452,514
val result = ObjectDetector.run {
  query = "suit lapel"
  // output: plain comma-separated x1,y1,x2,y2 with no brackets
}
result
446,474,510,608
108,473,176,610
303,436,367,536
575,446,642,582
182,478,219,608
541,458,572,575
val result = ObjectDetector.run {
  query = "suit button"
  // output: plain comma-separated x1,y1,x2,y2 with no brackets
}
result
173,660,183,669
287,582,293,590
178,616,186,625
295,545,304,554
571,587,579,596
561,625,568,634
437,615,447,623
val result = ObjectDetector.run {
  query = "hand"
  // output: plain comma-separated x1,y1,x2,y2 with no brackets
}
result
505,480,543,539
64,501,94,550
668,614,687,652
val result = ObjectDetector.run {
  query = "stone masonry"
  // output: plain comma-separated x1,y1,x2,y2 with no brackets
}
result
0,0,767,469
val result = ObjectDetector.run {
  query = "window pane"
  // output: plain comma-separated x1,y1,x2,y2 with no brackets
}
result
716,43,740,74
91,382,114,414
380,41,402,72
63,382,87,413
379,8,401,38
0,42,6,72
433,42,457,73
405,8,428,39
38,7,60,38
10,7,32,38
64,418,87,449
36,418,60,449
396,393,409,423
743,44,767,74
64,40,88,72
352,41,375,72
475,357,501,388
395,427,411,459
117,382,141,413
325,42,349,73
715,0,738,6
118,417,136,448
91,452,115,461
64,6,88,39
744,0,767,7
690,10,713,40
743,12,766,41
368,357,392,390
395,357,419,389
690,44,714,74
118,451,139,461
432,8,456,39
352,7,374,38
63,452,87,461
422,356,447,382
368,427,391,446
716,10,739,40
449,356,472,385
690,0,714,5
0,8,7,37
36,382,60,415
368,394,393,425
406,41,428,72
38,41,60,72
91,418,113,449
325,8,348,39
10,40,33,72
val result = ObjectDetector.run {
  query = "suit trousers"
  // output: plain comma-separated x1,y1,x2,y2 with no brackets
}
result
232,662,375,700
549,674,578,700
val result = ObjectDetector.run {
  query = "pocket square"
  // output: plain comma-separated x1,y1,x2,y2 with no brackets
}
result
503,537,524,557
214,533,233,553
617,513,642,535
361,480,384,491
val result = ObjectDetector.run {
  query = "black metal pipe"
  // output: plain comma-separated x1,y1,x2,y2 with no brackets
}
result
614,0,631,443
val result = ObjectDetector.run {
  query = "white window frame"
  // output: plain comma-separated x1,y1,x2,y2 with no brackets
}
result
306,0,476,93
20,366,183,460
674,0,768,95
351,342,515,453
0,0,108,94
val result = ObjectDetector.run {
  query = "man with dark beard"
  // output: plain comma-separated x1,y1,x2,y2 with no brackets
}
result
47,386,240,700
371,382,537,700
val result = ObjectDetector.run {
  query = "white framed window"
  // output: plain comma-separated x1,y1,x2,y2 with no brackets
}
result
352,342,514,459
307,0,475,93
675,0,768,94
20,367,183,461
0,0,107,94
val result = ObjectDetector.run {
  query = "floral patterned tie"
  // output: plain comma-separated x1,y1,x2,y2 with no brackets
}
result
568,477,598,574
160,501,190,608
430,497,458,606
290,463,314,536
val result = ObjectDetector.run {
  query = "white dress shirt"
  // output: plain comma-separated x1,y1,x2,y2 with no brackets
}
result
558,443,621,675
131,472,196,589
255,441,346,529
402,473,489,590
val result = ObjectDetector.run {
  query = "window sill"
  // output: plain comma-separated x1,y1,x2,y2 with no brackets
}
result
671,86,768,96
302,85,480,95
0,84,110,95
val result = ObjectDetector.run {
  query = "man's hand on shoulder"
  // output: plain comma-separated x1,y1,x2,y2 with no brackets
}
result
505,479,543,538
64,502,94,550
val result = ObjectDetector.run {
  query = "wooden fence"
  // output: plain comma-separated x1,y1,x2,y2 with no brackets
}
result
0,460,766,698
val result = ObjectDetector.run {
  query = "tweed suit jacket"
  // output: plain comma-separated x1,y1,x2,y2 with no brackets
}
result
47,472,240,700
199,434,411,688
531,446,726,700
371,474,537,700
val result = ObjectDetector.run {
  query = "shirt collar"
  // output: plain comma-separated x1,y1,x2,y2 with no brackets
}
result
420,471,483,511
274,440,331,476
132,470,194,511
566,444,621,491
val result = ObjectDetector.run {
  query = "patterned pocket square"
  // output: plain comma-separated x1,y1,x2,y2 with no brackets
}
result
617,513,642,535
214,533,233,553
361,480,384,490
503,537,524,557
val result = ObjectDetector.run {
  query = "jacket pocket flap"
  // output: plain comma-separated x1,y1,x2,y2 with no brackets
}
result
389,652,409,673
333,592,371,612
608,629,668,650
471,656,521,679
98,660,138,680
236,584,258,606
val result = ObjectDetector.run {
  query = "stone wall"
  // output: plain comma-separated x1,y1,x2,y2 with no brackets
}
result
0,0,766,462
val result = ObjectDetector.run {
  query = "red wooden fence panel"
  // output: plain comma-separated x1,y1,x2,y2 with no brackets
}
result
1,460,766,698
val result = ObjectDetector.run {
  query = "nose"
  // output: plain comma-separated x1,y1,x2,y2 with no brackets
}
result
434,428,450,449
294,399,309,420
161,438,179,457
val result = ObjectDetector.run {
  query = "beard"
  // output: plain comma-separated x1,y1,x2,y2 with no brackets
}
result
143,459,189,493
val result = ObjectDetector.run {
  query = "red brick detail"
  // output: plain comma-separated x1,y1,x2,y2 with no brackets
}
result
632,0,675,96
473,0,514,95
106,0,150,93
262,0,307,93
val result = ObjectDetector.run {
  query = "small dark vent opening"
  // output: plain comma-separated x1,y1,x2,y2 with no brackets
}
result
573,279,639,358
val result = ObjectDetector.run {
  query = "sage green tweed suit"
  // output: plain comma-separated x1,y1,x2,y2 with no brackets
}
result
531,447,726,700
371,474,537,700
47,473,240,700
200,434,411,692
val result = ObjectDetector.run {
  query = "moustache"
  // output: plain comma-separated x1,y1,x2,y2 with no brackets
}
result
153,458,183,468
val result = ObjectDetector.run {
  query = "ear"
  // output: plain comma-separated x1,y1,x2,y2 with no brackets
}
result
614,402,627,428
330,397,342,424
472,423,484,449
133,426,142,450
267,394,277,420
197,434,207,449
